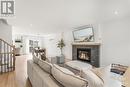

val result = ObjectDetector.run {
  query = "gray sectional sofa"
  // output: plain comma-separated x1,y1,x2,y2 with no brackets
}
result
27,55,127,87
27,54,125,87
27,55,88,87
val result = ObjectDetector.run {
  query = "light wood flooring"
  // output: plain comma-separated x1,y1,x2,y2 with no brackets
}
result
0,55,32,87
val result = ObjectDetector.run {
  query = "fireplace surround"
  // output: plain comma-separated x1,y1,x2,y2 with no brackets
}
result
72,42,100,67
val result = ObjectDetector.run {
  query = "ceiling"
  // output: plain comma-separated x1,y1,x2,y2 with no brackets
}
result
5,0,130,35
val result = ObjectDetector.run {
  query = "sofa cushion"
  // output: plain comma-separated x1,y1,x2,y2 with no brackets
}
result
91,68,105,82
33,68,43,87
33,62,50,77
28,60,49,77
27,60,62,87
27,60,34,83
33,54,39,64
91,66,122,87
38,59,52,74
91,66,111,83
123,67,130,87
27,60,50,87
65,60,92,71
42,75,64,87
81,69,104,87
51,64,88,87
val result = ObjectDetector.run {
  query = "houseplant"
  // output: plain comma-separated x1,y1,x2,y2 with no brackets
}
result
57,38,65,54
57,38,65,63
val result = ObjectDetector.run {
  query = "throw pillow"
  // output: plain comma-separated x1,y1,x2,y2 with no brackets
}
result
92,65,126,87
91,66,111,86
81,69,104,87
51,64,88,87
33,54,39,64
41,53,46,61
38,59,52,74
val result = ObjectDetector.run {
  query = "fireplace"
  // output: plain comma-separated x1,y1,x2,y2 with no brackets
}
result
77,48,91,62
72,43,100,67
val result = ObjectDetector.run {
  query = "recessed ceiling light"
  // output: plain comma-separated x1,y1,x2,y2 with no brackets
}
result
114,11,118,15
30,24,33,27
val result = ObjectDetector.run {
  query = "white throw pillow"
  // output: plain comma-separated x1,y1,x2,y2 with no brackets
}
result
33,54,39,64
38,59,52,74
91,66,111,87
81,69,104,87
51,64,88,87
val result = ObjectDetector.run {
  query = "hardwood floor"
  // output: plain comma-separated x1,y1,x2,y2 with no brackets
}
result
0,55,32,87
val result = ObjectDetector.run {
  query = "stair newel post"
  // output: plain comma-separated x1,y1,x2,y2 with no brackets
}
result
7,45,10,72
13,45,15,71
0,40,2,74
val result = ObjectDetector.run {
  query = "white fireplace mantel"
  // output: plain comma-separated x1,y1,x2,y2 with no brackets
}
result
72,42,101,46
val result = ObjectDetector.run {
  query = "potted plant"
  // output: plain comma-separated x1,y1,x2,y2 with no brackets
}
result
57,38,65,54
57,38,65,63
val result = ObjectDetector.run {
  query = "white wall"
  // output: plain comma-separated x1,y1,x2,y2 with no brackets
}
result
0,23,12,44
43,24,100,59
43,17,130,67
100,16,130,66
43,34,61,57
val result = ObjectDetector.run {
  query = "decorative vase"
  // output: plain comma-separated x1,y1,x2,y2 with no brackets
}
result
57,53,65,64
60,53,65,64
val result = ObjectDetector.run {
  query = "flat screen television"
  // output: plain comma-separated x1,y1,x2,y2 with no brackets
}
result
73,25,94,42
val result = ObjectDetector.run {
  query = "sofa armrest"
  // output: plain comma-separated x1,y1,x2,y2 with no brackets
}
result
27,60,34,83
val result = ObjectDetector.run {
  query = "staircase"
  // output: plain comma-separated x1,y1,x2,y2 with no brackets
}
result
0,38,15,74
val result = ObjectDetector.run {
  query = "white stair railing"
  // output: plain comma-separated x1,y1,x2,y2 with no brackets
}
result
0,38,15,74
